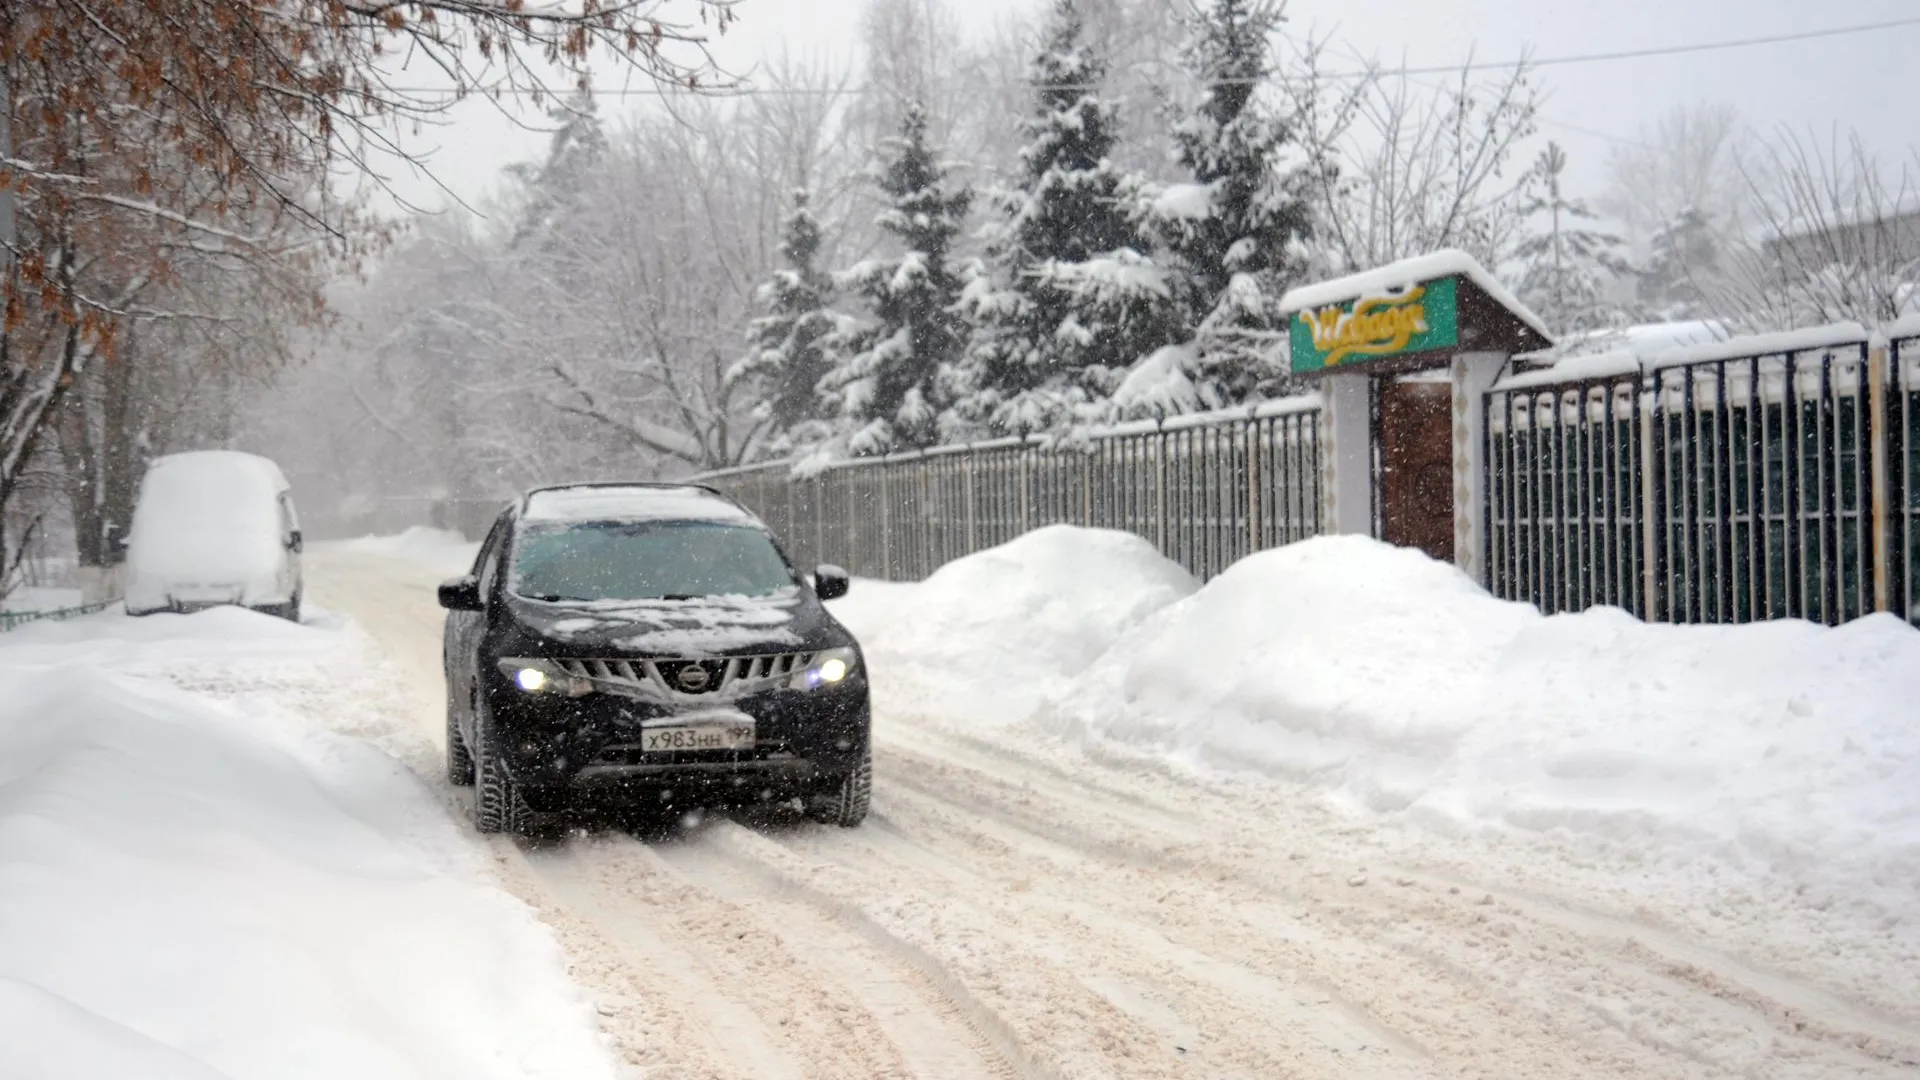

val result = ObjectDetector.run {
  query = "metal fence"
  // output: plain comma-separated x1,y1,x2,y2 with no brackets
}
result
1485,327,1908,626
0,598,119,633
701,396,1324,582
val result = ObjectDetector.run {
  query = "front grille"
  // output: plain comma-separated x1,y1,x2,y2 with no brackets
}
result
558,652,814,698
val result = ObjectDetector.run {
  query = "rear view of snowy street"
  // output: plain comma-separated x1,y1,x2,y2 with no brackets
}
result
290,534,1916,1080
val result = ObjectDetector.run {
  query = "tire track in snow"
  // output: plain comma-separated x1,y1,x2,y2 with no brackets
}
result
650,820,1039,1080
875,728,1920,1077
777,804,1437,1080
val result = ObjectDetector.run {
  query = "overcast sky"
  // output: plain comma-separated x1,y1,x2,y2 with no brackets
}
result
377,0,1919,226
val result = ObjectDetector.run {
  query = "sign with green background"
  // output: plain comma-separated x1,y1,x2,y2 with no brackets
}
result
1289,274,1459,374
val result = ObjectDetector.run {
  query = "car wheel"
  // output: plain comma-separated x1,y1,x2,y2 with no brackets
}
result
446,698,474,787
472,711,542,838
807,749,871,828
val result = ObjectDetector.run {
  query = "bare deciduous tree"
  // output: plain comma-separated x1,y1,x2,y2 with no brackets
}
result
1290,45,1541,275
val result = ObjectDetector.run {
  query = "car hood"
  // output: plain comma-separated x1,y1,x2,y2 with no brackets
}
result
500,586,847,657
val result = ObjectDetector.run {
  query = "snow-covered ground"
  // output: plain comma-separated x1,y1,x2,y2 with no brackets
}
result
363,525,1917,1076
840,526,1920,907
345,526,480,579
15,530,1914,1080
830,526,1920,1060
0,604,619,1080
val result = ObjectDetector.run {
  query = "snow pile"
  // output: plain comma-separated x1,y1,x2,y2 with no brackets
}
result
348,526,481,578
828,525,1197,725
0,609,619,1080
1043,536,1920,887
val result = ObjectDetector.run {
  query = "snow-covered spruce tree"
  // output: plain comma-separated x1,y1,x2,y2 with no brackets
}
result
827,102,973,456
1513,142,1629,333
1145,0,1313,406
952,0,1179,439
734,189,844,455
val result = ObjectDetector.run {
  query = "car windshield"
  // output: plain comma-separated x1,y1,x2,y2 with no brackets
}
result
508,519,794,602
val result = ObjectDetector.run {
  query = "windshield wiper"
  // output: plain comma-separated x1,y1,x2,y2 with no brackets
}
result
658,593,699,601
524,592,591,603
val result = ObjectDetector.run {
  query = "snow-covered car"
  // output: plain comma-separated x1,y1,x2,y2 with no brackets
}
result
123,450,304,620
437,482,870,837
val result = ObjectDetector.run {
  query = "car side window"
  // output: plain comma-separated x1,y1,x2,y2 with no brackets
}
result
474,514,512,594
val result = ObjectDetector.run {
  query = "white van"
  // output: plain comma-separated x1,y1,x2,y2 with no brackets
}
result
123,450,304,620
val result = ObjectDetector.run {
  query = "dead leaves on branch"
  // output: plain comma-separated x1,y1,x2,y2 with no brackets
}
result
0,0,736,490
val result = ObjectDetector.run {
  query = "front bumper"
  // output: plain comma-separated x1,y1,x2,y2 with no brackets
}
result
483,675,870,796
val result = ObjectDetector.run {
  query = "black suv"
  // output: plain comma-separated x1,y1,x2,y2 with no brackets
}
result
438,482,870,837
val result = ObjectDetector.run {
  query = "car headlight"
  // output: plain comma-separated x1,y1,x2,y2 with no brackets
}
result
790,646,859,691
497,658,592,697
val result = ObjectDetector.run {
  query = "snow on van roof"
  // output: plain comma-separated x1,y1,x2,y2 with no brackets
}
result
147,449,289,491
521,485,759,526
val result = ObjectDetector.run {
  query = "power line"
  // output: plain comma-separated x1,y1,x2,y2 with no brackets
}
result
381,13,1920,97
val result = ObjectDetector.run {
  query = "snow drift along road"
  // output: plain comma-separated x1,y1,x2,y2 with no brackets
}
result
828,523,1197,725
0,607,617,1080
839,528,1920,899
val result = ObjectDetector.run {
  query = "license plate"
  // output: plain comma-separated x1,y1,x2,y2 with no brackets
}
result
640,712,756,753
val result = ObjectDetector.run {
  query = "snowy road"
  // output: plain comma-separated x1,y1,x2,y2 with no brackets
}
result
308,545,1920,1080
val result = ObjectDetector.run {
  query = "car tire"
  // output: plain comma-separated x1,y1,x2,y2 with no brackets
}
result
807,749,871,828
446,698,474,787
472,711,542,838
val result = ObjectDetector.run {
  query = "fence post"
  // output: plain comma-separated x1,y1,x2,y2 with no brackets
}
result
1640,381,1661,620
1154,430,1167,552
1450,352,1506,583
965,454,978,555
1870,341,1892,612
1323,373,1372,535
879,465,893,581
1246,417,1261,557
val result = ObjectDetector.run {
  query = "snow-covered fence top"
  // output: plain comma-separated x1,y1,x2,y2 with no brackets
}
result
698,394,1325,582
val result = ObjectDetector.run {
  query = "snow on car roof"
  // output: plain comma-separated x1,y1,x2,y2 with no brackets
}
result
521,484,760,526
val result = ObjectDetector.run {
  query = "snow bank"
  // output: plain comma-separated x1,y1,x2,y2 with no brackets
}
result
1043,536,1920,889
827,525,1197,725
348,526,481,578
0,608,618,1080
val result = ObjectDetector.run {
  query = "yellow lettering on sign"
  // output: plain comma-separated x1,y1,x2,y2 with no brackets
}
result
1299,286,1430,367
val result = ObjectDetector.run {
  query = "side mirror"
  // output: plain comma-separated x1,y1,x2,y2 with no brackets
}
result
438,575,483,611
107,528,129,557
813,564,850,602
286,529,303,554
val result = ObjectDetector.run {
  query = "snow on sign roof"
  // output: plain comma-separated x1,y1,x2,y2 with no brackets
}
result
1279,248,1552,340
521,485,759,526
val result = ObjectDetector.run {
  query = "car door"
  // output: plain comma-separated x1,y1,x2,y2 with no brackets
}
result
446,511,511,733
